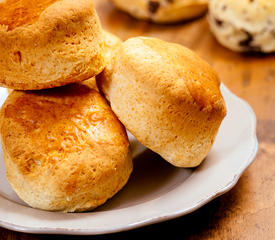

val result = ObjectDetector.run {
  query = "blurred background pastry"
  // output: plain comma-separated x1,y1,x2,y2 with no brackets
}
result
0,83,132,212
98,37,226,168
208,0,275,53
0,0,106,90
110,0,208,23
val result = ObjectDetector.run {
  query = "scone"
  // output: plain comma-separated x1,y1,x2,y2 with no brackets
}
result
98,37,226,167
102,30,122,65
110,0,208,23
208,0,275,53
83,31,122,91
97,31,122,98
0,83,132,212
82,77,98,91
0,0,105,90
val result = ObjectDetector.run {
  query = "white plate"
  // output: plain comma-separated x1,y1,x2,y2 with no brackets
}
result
0,84,258,235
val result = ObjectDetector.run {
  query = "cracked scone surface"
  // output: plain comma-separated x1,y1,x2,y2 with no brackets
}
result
208,0,275,52
98,37,226,168
0,83,132,212
110,0,208,23
0,0,105,90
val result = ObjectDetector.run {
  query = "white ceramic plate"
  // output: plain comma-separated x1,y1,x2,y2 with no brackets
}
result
0,84,258,235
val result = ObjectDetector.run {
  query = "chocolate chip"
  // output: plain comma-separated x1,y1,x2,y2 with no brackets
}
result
166,0,174,3
239,31,253,47
148,1,160,14
239,30,261,52
214,18,223,26
222,5,227,11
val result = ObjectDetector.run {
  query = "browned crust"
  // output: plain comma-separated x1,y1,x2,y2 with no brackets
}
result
0,0,105,90
0,83,132,212
0,0,59,30
98,37,226,167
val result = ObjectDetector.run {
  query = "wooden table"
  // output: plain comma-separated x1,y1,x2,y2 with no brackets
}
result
1,1,275,239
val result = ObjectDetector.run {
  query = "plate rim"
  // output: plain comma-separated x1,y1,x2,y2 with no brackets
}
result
0,84,258,235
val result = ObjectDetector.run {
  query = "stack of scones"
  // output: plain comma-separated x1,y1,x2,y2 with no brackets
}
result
0,0,226,212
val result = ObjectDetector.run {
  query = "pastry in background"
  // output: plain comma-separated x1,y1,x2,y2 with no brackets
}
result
110,0,208,23
98,37,226,168
0,83,132,212
208,0,275,53
0,0,106,90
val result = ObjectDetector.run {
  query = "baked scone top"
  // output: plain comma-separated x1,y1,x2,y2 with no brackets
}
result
0,0,60,30
0,84,129,183
98,36,226,167
123,37,225,112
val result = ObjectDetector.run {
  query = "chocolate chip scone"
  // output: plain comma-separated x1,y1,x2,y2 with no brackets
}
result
110,0,208,23
208,0,275,53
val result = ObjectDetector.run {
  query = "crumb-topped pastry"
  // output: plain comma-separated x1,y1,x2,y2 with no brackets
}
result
0,0,106,90
208,0,275,53
98,37,226,167
0,83,132,212
110,0,208,23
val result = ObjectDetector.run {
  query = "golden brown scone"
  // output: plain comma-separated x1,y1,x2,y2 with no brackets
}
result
0,0,105,90
110,0,208,23
98,37,226,168
0,83,132,212
102,30,122,64
83,31,122,92
82,77,98,91
97,31,122,98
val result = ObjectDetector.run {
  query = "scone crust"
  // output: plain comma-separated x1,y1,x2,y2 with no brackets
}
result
208,0,275,52
0,84,132,212
98,37,226,167
0,0,60,30
83,31,122,92
102,31,122,65
111,0,208,23
97,31,122,100
0,0,106,90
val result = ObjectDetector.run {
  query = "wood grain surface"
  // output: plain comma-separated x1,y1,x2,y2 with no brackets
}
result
1,0,275,239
